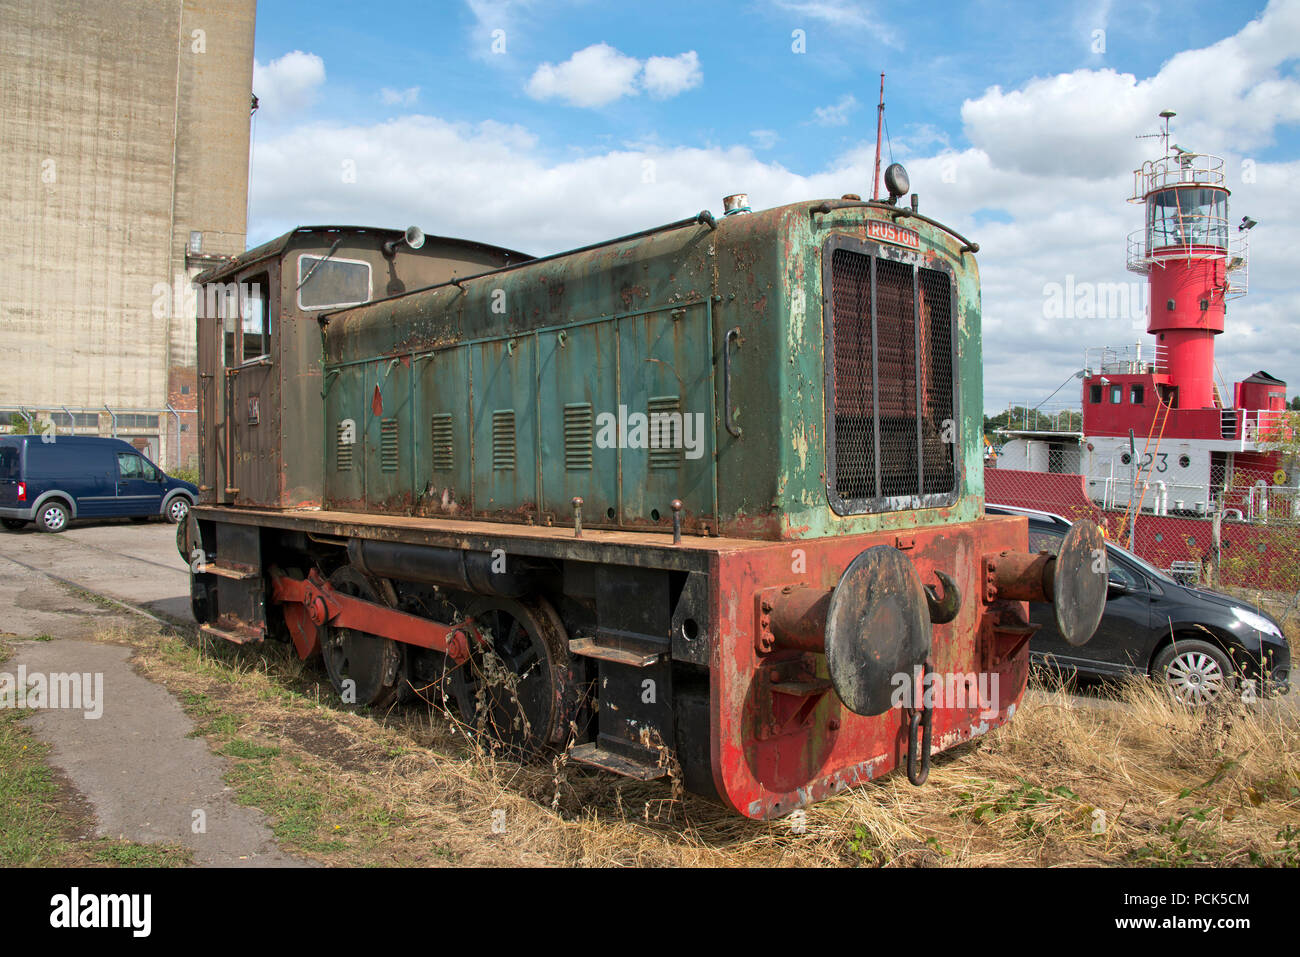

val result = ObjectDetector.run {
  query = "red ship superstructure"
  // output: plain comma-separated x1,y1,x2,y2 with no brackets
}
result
992,113,1295,582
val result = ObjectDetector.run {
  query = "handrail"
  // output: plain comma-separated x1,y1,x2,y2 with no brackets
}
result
811,199,980,254
1131,153,1226,198
317,210,719,323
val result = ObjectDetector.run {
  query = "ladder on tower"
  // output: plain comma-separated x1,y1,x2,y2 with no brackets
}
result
1116,398,1172,545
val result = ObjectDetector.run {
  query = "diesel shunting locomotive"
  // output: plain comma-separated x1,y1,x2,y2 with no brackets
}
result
181,168,1105,819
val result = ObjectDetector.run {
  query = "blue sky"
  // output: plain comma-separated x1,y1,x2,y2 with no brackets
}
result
247,0,1300,411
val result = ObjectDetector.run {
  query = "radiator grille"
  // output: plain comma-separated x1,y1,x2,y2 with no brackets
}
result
648,395,684,470
827,246,957,511
492,410,516,471
336,422,353,471
380,417,399,472
431,414,454,471
563,403,593,470
918,267,957,494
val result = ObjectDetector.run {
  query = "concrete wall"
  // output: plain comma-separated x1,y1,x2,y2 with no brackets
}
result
0,0,254,466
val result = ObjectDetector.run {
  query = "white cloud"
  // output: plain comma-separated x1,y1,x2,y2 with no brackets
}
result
381,86,421,107
643,51,702,99
248,1,1300,412
252,51,326,117
525,44,702,107
526,43,644,107
961,0,1300,180
464,0,533,61
770,0,901,49
812,94,858,127
751,129,779,150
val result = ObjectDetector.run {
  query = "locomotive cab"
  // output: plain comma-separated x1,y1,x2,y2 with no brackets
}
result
194,226,530,510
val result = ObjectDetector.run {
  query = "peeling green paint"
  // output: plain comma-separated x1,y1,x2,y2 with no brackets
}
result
317,200,984,542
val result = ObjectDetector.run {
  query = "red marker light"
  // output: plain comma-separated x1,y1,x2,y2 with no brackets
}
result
17,482,26,501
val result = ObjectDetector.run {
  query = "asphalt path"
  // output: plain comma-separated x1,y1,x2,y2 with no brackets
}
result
0,519,304,866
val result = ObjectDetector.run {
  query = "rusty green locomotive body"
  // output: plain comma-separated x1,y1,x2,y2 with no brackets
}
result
187,197,1100,819
319,201,982,539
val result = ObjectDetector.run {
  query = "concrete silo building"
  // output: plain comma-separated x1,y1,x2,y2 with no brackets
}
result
0,0,256,467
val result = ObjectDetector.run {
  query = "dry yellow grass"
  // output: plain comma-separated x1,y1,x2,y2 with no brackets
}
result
98,621,1300,867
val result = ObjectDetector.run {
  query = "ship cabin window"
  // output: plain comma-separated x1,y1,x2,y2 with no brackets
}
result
1130,384,1144,405
241,273,271,362
1090,385,1103,404
298,254,372,310
1158,384,1178,408
1110,385,1123,404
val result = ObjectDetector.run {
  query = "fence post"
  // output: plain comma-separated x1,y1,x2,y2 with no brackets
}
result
1212,506,1222,588
166,405,181,470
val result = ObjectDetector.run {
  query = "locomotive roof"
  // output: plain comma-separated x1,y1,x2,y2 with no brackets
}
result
193,225,533,284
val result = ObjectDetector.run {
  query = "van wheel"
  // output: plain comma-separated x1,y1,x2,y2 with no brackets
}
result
166,497,190,524
36,501,70,533
2,519,26,530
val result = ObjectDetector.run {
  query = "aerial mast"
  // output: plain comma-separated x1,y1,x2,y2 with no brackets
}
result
872,73,885,202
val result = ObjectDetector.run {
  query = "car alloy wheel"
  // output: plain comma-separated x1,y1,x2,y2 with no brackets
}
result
1155,640,1232,705
167,497,190,524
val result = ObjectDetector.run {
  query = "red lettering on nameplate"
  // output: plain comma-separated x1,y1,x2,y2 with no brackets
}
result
867,220,921,250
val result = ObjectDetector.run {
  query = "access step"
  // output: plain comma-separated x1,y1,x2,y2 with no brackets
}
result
568,634,664,667
197,560,260,581
199,619,264,645
569,742,668,780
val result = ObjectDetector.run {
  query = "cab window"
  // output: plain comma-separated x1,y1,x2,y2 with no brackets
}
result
216,283,238,368
297,254,371,310
241,273,271,362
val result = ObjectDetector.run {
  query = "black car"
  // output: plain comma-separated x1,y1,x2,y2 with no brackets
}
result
987,505,1291,704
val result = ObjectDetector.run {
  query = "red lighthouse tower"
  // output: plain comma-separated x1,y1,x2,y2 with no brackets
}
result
1125,110,1247,411
1061,112,1286,521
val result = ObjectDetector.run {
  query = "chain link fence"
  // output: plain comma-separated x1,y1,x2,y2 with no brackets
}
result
986,464,1300,600
1,405,196,473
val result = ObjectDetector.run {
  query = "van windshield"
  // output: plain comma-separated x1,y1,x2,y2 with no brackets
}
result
0,445,18,480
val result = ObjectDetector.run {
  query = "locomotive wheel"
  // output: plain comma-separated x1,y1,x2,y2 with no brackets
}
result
452,595,578,754
320,566,406,710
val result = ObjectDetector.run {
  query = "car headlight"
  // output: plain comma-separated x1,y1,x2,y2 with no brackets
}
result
1231,606,1283,639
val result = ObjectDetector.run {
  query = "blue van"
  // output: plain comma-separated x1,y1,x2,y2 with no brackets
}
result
0,435,198,533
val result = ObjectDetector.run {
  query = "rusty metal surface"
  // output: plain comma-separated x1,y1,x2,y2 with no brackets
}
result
1051,520,1108,646
300,200,984,543
184,196,1023,818
195,227,525,511
269,566,475,662
194,503,766,572
710,515,1030,820
823,545,931,717
984,550,1054,602
978,520,1105,647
